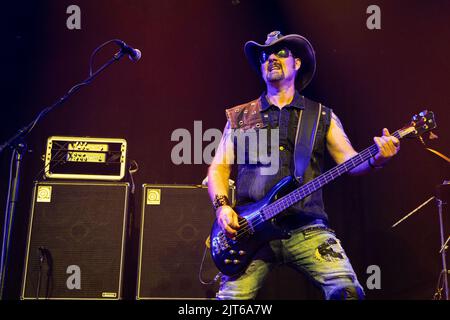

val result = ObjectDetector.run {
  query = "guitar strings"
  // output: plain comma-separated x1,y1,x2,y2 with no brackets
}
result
229,137,396,241
228,128,404,240
235,145,378,239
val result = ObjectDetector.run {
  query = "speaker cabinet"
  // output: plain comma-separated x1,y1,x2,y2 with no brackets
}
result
21,181,129,300
137,184,233,299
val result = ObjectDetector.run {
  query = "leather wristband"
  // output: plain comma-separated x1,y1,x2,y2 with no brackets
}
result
213,194,230,210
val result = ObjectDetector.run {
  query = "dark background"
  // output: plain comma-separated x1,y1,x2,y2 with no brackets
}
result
0,0,448,299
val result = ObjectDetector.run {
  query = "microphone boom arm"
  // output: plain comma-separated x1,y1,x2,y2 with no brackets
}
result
0,40,133,299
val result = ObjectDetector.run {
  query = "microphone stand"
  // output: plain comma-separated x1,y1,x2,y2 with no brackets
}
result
0,47,128,299
436,184,449,300
392,181,449,300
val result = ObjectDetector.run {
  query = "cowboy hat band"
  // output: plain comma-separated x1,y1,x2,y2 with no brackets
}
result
244,31,316,91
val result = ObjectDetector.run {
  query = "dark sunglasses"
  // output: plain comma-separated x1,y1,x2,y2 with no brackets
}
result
259,47,292,64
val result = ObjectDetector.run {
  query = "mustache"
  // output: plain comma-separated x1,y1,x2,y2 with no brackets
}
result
268,62,281,71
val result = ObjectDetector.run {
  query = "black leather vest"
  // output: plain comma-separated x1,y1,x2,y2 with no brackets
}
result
225,94,332,222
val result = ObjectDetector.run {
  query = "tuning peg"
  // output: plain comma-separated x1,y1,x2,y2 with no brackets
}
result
419,110,428,117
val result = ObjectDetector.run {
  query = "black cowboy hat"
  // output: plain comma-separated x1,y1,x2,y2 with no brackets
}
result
244,31,316,91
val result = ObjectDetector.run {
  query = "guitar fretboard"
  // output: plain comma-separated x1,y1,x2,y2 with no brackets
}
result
261,130,402,221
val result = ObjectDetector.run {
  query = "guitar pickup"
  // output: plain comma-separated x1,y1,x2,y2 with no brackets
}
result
217,233,230,251
245,219,255,235
211,237,221,254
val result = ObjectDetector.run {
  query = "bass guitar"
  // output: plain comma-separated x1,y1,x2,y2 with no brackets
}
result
210,111,436,276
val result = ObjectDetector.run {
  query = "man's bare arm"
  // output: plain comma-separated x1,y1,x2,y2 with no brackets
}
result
207,122,240,236
208,122,234,198
326,112,400,176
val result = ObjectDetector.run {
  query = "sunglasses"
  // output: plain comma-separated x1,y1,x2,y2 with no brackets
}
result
259,47,292,64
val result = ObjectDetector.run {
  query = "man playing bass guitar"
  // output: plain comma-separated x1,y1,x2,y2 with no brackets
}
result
207,31,400,300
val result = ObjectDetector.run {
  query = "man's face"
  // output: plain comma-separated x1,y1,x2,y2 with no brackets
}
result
259,47,301,84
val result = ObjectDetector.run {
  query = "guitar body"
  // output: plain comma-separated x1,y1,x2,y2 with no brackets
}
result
210,176,296,276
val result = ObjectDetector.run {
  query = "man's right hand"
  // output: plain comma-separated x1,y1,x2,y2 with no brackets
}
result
216,205,240,238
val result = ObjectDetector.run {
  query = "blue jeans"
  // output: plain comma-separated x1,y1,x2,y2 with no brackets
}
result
216,223,365,300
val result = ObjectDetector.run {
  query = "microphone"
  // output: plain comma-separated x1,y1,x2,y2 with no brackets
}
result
115,40,142,62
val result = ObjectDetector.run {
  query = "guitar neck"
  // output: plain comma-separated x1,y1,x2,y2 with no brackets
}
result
261,130,402,220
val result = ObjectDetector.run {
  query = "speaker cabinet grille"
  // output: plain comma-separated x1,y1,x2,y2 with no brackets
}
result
137,185,231,299
21,181,129,300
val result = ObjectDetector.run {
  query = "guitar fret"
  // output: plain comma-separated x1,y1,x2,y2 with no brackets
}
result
258,129,405,223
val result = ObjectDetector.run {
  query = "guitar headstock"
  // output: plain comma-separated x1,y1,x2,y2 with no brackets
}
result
399,110,437,139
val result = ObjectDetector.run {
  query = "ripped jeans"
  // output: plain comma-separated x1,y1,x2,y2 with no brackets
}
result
216,222,365,300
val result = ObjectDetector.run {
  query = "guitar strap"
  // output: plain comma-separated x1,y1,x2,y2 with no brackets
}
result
293,99,322,184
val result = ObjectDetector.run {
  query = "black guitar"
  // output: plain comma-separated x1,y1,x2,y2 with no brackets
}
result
210,111,437,276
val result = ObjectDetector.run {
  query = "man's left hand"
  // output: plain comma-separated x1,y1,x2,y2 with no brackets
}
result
373,128,400,166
